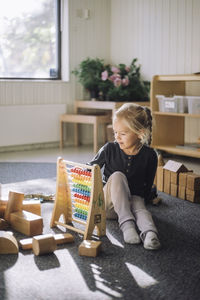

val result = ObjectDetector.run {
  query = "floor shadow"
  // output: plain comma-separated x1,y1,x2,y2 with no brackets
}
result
0,254,18,300
34,253,60,271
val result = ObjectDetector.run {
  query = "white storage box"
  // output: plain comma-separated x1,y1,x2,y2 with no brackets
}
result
156,95,188,113
187,96,200,114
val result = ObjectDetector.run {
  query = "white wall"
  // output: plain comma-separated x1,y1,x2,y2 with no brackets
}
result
110,0,200,80
110,0,200,143
0,0,111,147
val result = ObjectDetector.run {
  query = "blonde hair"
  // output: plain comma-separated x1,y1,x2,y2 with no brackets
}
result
113,103,152,145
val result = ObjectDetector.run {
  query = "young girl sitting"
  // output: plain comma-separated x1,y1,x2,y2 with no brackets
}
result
88,103,161,250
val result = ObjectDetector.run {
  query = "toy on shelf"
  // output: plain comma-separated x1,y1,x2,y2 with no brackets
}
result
19,233,74,251
50,158,106,240
0,231,19,254
78,240,102,257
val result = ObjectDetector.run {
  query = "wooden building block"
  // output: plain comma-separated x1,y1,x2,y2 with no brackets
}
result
78,240,102,257
19,237,33,250
186,188,200,203
0,218,9,230
187,174,200,191
4,191,24,222
54,233,74,245
0,231,19,254
170,172,179,185
164,170,170,194
170,184,178,197
32,234,57,256
178,186,186,200
179,172,190,187
0,199,41,217
10,210,43,236
157,166,164,192
19,233,74,250
22,200,41,216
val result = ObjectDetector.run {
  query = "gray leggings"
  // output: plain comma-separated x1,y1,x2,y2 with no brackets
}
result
103,171,158,237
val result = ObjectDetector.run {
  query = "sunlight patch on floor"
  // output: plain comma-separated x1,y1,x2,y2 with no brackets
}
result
125,262,159,288
106,229,124,248
91,263,123,298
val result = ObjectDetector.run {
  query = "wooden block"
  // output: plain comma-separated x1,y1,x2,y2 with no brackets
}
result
32,234,57,256
187,174,200,191
19,233,74,250
164,170,170,194
186,188,200,203
10,210,43,236
0,199,41,217
19,238,33,250
0,231,19,254
170,184,178,197
179,172,189,187
22,200,41,216
157,154,164,167
170,172,179,185
178,186,186,200
78,240,102,257
54,233,74,245
4,191,24,222
157,166,164,192
0,218,9,230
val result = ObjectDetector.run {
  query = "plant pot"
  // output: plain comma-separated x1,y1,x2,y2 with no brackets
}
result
89,90,99,101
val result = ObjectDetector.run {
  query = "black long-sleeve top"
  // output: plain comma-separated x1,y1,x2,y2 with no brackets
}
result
89,142,158,203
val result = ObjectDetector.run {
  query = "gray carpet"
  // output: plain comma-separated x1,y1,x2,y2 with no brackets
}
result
1,162,200,300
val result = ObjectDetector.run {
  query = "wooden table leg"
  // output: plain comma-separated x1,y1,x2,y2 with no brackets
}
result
60,121,64,149
74,123,79,147
93,120,98,153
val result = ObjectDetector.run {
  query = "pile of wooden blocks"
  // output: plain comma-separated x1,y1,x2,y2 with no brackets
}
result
157,160,200,203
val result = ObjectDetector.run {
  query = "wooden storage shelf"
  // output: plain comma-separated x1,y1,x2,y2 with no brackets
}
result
153,145,200,159
153,112,200,118
151,74,200,158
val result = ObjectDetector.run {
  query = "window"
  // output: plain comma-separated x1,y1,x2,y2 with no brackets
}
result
0,0,61,79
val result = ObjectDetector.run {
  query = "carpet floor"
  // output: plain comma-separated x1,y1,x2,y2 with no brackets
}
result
0,162,200,300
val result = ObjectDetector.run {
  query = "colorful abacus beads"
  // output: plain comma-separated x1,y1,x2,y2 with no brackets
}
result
67,166,92,222
70,167,92,178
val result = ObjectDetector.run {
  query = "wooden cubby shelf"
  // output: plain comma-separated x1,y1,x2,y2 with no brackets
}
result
150,74,200,158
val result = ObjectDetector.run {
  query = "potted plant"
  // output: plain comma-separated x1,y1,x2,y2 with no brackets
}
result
99,58,150,101
72,57,150,101
72,57,104,100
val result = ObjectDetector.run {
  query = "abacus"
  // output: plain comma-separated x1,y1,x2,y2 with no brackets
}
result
50,157,106,240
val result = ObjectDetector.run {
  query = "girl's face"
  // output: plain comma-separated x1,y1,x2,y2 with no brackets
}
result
113,118,141,155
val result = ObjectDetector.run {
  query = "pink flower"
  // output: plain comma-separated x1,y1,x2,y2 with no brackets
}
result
125,66,130,72
114,77,122,87
111,66,120,73
109,74,120,83
122,76,129,86
101,70,108,81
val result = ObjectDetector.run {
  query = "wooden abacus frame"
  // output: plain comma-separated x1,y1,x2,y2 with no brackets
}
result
50,157,106,240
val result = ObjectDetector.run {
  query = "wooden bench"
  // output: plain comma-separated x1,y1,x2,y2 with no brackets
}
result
60,113,112,153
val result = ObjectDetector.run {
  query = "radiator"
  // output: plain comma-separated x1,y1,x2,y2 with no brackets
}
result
0,104,66,147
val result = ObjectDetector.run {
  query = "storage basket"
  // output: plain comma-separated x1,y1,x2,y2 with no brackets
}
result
187,96,200,114
156,95,188,113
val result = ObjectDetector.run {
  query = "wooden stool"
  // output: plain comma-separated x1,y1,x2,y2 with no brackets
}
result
60,113,112,153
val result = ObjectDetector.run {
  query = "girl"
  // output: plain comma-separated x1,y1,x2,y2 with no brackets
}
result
89,103,161,250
